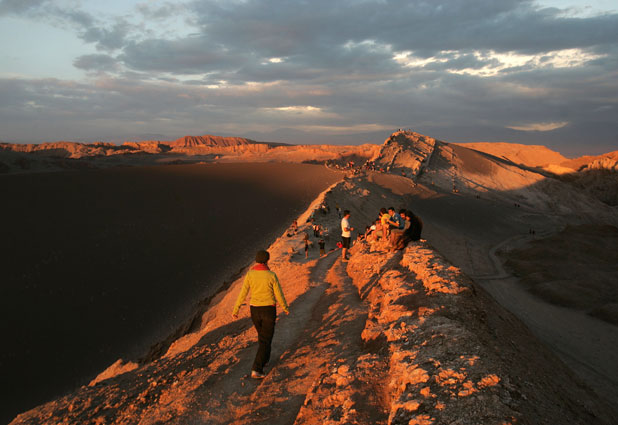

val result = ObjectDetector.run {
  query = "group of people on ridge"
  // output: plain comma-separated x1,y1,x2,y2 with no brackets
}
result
232,206,422,380
369,207,422,250
340,207,422,259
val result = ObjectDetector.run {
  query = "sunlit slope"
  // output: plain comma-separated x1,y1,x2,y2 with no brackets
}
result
372,130,617,222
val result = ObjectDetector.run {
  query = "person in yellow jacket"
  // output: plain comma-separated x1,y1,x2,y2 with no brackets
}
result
232,250,289,379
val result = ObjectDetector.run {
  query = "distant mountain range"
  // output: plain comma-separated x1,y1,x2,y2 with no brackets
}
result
1,131,617,207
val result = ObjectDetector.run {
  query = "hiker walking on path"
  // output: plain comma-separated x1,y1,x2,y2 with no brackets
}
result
232,250,289,379
341,210,354,262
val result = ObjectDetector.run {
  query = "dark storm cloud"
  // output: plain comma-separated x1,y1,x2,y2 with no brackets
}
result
96,0,618,111
79,19,130,51
178,0,618,71
588,44,618,71
119,36,243,74
211,41,405,84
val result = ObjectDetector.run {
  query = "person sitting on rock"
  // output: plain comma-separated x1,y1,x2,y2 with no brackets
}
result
389,208,407,250
369,218,381,242
406,210,423,242
379,208,391,240
387,207,404,232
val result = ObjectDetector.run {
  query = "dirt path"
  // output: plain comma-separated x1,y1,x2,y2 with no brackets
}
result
162,250,386,425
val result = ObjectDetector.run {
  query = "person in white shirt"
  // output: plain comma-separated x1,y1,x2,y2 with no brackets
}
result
340,210,353,261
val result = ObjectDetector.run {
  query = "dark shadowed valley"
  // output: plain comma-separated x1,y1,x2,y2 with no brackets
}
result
0,162,341,423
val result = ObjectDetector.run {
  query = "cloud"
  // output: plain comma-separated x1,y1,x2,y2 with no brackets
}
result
0,1,132,51
0,0,48,15
507,121,569,132
78,18,130,51
186,0,618,60
97,0,618,96
119,36,242,74
136,2,188,20
73,54,120,72
1,71,616,156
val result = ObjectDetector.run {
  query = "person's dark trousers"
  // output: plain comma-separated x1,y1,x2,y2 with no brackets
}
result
250,305,276,374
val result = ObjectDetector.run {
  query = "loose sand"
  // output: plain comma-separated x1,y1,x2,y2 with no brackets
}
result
502,225,618,324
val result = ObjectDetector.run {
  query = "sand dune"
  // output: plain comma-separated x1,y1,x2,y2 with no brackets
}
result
455,142,568,168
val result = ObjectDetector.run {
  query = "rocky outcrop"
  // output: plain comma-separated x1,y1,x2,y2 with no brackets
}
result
580,153,618,172
121,141,170,154
372,131,437,177
369,131,617,219
338,240,616,424
561,151,618,172
168,135,260,148
0,142,116,159
0,135,261,159
372,130,551,201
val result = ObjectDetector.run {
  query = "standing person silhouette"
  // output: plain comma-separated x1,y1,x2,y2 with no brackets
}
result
341,210,354,262
232,250,289,378
304,233,310,259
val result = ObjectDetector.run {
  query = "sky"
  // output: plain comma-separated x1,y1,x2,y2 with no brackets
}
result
1,0,617,156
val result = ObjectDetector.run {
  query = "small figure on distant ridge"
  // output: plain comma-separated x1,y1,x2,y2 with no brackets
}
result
232,250,289,379
304,233,310,258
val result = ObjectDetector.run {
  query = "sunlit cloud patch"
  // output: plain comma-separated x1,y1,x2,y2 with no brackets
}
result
507,121,570,132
